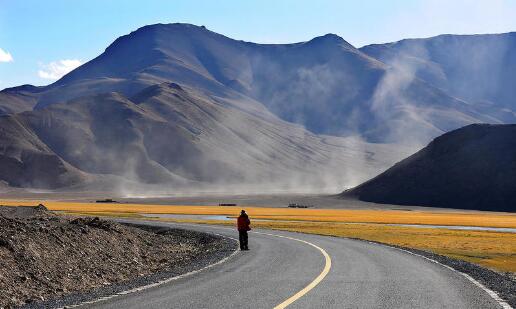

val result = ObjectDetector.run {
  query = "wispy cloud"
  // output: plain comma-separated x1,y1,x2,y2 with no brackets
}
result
0,48,13,62
38,59,82,80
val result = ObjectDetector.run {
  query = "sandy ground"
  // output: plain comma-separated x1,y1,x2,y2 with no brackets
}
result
0,188,499,213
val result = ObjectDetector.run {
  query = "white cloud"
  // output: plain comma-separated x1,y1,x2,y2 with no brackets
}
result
0,48,13,62
38,59,82,80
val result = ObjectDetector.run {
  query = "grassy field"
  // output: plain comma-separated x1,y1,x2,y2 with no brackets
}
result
2,199,515,273
1,200,515,228
132,218,516,274
250,221,516,273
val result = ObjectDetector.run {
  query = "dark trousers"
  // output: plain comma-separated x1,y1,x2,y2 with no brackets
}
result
238,230,249,250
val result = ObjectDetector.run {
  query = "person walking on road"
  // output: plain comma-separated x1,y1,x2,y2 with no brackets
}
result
237,210,251,250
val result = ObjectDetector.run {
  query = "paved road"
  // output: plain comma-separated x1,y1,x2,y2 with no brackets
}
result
82,221,503,309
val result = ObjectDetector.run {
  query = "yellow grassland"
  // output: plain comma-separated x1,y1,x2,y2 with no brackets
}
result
60,213,516,274
247,221,516,273
1,199,515,228
2,200,515,273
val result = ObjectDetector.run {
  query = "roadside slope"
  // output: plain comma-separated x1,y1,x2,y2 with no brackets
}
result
0,206,235,308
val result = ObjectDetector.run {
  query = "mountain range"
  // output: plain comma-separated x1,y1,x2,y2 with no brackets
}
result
0,23,515,192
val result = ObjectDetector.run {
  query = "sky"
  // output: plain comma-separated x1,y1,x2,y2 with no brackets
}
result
1,0,516,89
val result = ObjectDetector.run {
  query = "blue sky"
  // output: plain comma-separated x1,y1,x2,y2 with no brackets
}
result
1,0,516,89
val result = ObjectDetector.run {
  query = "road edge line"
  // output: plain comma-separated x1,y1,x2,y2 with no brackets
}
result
58,232,239,309
150,223,333,308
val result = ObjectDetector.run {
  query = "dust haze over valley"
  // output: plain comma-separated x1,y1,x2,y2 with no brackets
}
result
1,23,515,196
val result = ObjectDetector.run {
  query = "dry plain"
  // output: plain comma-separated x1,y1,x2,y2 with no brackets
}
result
1,198,515,274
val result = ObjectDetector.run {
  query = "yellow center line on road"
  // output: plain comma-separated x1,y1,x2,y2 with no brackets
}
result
140,221,333,308
253,231,332,309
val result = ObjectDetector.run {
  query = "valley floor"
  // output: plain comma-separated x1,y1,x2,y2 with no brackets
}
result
1,194,514,274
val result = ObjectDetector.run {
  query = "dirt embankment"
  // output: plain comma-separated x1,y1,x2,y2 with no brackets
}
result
0,205,235,308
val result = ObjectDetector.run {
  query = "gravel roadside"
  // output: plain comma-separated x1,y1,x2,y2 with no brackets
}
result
0,206,237,309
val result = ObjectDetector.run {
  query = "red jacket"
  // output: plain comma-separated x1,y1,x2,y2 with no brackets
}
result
237,215,251,231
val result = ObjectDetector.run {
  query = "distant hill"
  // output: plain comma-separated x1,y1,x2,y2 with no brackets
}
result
342,124,516,212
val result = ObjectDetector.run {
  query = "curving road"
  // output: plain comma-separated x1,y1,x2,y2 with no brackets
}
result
81,221,504,309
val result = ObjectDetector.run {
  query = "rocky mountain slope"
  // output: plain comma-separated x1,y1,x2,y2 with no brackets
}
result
361,32,516,121
0,23,515,191
2,24,510,142
342,124,516,211
0,85,41,115
0,81,403,191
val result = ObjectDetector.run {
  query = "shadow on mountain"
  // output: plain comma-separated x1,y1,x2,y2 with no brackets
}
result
342,124,516,212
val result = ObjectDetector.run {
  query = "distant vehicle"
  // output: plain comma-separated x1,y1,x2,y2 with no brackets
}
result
219,203,237,206
288,203,313,208
96,199,118,203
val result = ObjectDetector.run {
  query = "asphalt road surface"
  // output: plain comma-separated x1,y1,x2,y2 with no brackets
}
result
81,221,503,309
